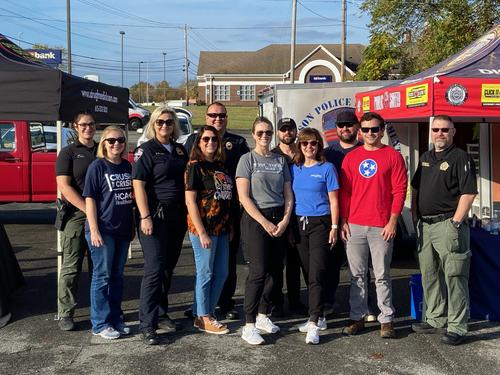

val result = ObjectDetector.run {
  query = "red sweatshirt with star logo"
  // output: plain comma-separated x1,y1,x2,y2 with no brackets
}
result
340,145,408,227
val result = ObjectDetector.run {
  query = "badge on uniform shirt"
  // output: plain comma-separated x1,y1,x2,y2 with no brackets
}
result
225,141,233,150
134,148,144,162
440,161,449,171
175,147,184,156
422,162,430,167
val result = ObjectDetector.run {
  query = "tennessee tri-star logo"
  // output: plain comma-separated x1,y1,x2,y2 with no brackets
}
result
359,159,377,178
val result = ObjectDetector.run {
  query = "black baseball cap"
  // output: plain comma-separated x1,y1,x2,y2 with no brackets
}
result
277,117,297,130
336,109,358,124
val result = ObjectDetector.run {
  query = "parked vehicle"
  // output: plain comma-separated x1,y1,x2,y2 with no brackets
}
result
136,113,193,146
0,121,57,202
42,125,77,150
128,98,150,130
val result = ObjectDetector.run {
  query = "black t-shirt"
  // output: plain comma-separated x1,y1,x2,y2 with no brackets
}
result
323,140,362,176
132,138,188,208
271,145,294,166
55,140,97,196
411,145,478,216
185,131,249,180
185,160,233,236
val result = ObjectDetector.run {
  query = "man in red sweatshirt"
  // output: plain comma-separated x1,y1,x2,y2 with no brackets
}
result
339,112,407,339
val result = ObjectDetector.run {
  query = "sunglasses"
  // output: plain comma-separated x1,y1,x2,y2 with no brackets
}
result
155,119,175,127
279,126,295,132
201,136,218,143
360,126,381,134
300,140,319,147
105,137,126,145
337,123,355,129
255,130,273,137
431,128,451,133
206,113,227,119
77,122,95,128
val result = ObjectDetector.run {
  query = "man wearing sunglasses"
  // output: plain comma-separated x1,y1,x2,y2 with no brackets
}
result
184,102,250,320
411,115,477,346
339,111,407,339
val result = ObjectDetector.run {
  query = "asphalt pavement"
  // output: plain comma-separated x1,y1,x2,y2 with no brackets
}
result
0,213,499,375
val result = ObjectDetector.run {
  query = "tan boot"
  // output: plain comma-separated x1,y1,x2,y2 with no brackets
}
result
380,322,396,338
342,319,365,335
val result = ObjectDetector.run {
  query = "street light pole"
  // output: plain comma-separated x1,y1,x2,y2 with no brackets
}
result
138,61,143,103
163,52,167,103
66,0,72,74
120,31,125,87
146,61,149,104
290,0,297,84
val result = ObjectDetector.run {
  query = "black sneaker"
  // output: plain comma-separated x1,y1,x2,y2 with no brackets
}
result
58,316,75,331
224,309,239,320
142,329,159,346
441,332,465,346
411,321,442,334
158,314,180,331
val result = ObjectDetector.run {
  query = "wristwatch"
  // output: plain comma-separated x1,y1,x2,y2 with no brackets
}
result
450,219,462,229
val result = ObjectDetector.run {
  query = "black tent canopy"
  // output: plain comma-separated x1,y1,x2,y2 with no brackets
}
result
0,34,128,123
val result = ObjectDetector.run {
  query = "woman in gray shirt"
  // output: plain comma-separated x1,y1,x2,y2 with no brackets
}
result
236,116,294,345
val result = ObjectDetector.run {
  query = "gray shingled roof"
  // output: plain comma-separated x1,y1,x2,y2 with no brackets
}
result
197,44,364,75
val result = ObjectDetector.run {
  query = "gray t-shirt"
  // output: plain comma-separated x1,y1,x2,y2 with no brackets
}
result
236,150,291,209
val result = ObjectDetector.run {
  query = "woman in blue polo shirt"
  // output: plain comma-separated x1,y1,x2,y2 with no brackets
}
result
291,127,339,345
84,125,133,340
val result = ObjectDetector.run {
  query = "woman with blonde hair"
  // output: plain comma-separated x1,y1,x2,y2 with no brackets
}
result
132,106,188,345
83,125,133,339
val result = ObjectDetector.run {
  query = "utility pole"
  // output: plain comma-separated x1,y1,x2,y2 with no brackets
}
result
163,52,167,102
120,31,125,87
138,61,143,103
290,0,297,84
340,0,346,82
184,24,189,106
66,0,72,74
146,61,149,104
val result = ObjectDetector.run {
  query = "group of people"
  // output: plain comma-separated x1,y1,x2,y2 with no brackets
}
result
55,101,477,347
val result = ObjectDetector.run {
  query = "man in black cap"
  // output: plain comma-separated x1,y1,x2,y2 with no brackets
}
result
270,118,308,317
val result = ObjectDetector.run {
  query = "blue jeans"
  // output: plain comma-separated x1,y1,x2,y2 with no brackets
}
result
189,233,229,317
85,232,129,333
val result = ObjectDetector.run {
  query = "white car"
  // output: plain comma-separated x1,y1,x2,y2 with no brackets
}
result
137,113,193,147
43,125,78,150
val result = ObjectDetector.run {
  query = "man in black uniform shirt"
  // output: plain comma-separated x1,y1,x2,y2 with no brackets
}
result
55,112,97,331
185,102,250,320
269,118,308,317
411,115,477,346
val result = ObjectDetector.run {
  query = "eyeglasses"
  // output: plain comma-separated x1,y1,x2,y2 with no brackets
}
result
337,123,355,129
431,128,451,133
105,137,126,145
360,126,381,134
300,140,318,147
279,126,295,132
76,122,95,128
255,130,273,137
206,113,227,119
155,119,175,127
201,136,218,143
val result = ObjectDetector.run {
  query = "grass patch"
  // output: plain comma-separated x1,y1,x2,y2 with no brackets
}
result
145,105,259,130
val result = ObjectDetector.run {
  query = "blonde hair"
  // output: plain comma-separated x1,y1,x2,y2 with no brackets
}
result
97,125,127,159
144,106,181,141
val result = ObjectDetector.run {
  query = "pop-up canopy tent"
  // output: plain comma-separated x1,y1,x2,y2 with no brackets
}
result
355,25,500,121
0,34,128,123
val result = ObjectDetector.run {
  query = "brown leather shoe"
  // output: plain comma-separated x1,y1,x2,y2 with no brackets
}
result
380,322,396,338
342,319,365,335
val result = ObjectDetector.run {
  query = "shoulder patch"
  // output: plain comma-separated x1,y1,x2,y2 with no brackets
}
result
422,162,430,167
134,148,144,162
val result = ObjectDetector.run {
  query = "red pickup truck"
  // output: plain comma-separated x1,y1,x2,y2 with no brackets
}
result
0,121,57,202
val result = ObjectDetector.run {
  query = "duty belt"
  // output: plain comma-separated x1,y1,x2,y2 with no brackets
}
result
420,212,454,224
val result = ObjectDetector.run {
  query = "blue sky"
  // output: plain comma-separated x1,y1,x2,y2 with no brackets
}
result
1,0,371,88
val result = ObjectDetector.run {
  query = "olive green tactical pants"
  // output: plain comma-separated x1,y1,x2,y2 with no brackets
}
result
417,219,471,336
57,210,90,318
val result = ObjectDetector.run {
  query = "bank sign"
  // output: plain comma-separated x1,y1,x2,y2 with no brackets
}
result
26,49,62,66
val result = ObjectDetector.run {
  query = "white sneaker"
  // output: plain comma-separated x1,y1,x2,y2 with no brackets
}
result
92,327,120,340
242,325,265,345
365,314,377,322
255,315,280,334
115,323,131,335
298,317,327,333
305,324,320,345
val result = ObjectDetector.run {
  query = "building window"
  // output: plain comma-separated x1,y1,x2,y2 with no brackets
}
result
239,85,255,101
214,85,230,101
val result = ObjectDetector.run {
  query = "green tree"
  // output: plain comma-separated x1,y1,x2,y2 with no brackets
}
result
355,0,500,80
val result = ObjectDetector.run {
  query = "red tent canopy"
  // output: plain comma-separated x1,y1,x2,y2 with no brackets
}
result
355,25,500,122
